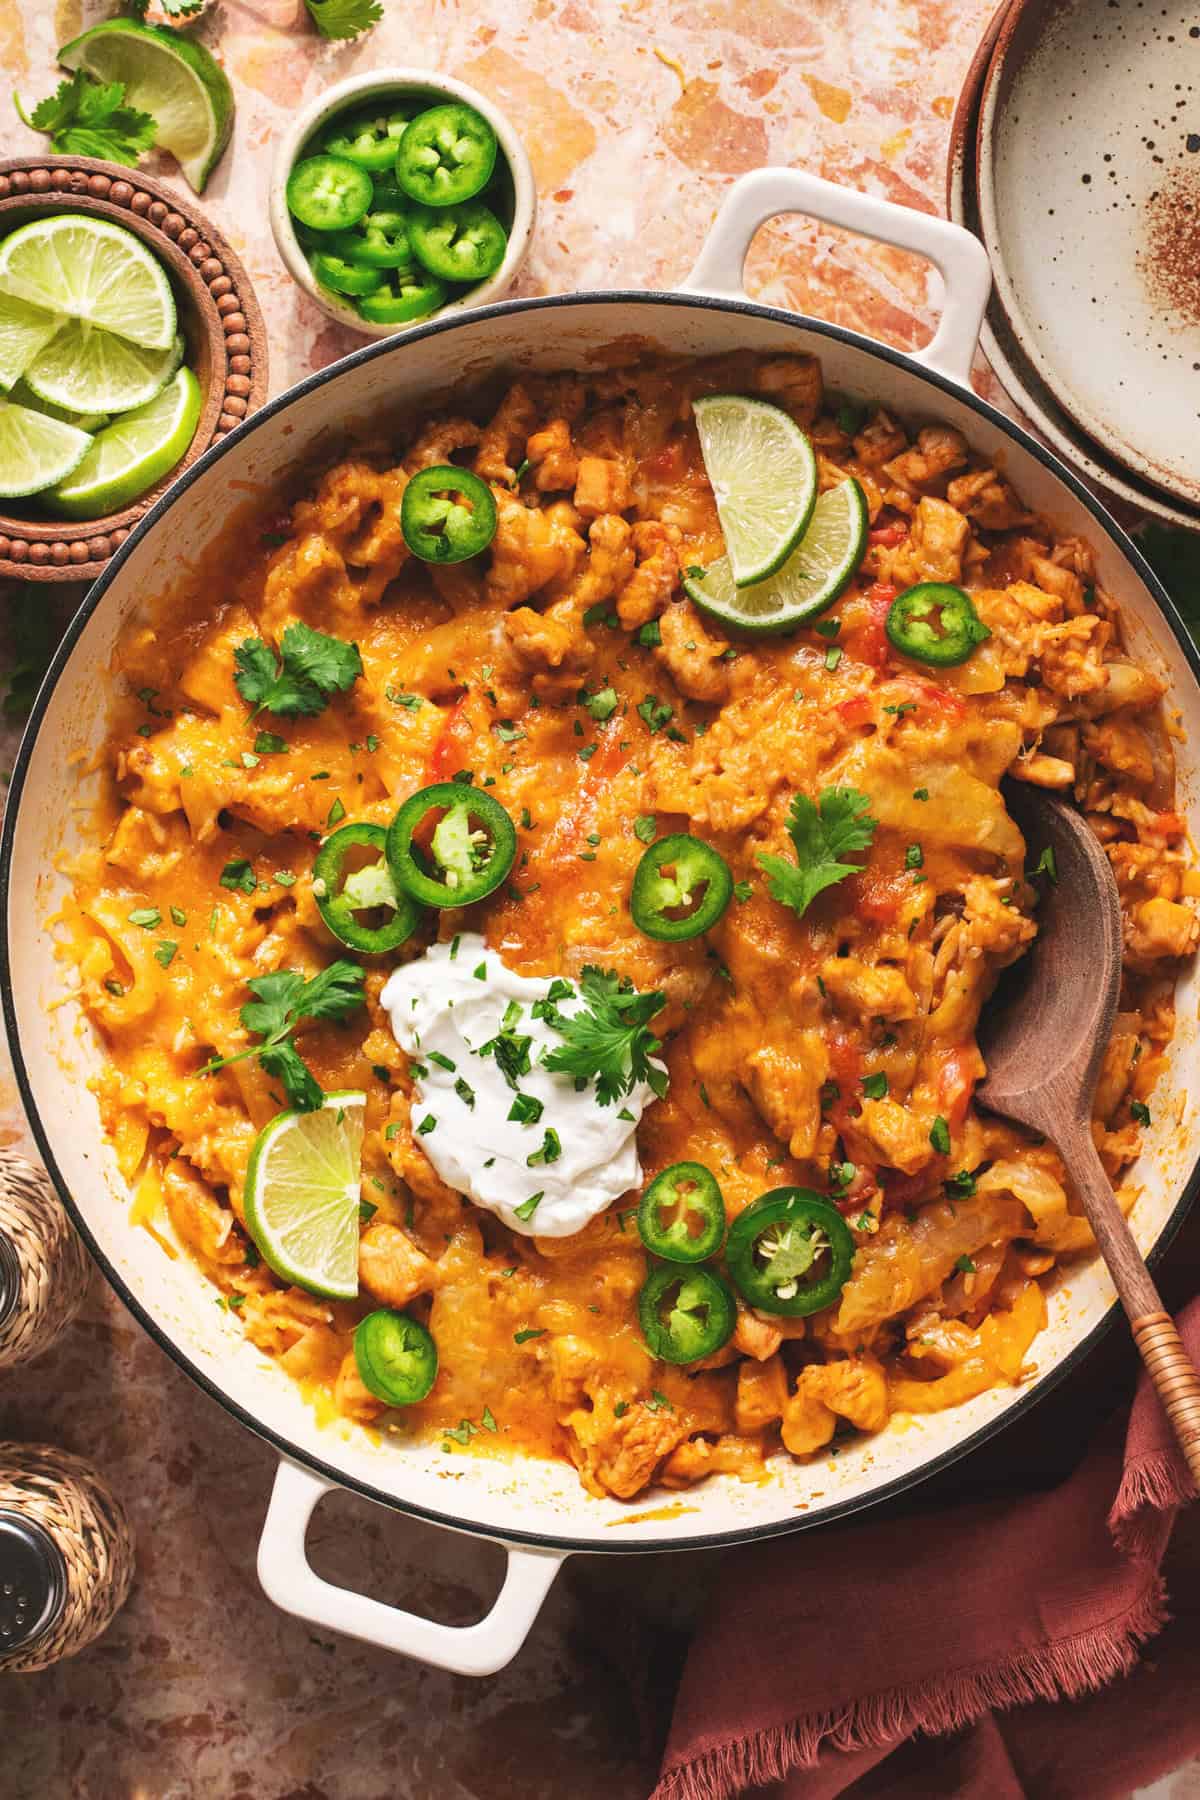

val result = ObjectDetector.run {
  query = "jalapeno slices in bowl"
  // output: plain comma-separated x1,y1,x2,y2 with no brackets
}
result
280,89,518,332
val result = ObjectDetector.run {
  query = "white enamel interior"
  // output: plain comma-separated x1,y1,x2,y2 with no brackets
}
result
7,294,1200,1555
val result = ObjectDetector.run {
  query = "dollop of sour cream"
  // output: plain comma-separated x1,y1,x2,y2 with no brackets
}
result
380,934,659,1238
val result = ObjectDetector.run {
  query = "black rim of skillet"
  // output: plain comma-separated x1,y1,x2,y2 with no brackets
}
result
3,288,1199,1557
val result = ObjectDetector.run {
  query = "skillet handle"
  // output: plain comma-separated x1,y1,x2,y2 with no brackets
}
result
256,1457,564,1675
682,166,992,391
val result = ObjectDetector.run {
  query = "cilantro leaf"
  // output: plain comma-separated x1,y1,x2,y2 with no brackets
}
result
542,966,667,1105
15,73,157,166
757,786,878,921
303,0,384,38
202,959,365,1111
234,622,362,719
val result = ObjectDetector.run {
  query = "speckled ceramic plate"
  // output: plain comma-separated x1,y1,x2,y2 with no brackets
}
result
978,0,1200,508
946,1,1200,532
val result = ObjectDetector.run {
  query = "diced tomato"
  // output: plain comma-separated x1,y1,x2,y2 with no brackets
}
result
850,869,906,925
645,440,686,482
1155,810,1185,838
915,678,967,721
856,582,897,669
868,516,908,549
937,1043,979,1130
425,692,472,781
834,691,874,728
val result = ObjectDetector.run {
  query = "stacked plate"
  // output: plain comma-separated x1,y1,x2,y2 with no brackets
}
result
948,0,1200,531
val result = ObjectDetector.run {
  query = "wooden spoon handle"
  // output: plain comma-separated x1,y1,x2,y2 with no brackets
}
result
1062,1120,1200,1491
1129,1311,1200,1492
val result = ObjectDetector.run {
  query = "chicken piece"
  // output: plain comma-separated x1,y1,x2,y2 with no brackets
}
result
335,1350,385,1424
893,495,971,586
733,1308,784,1362
551,513,636,623
1028,554,1085,614
660,1434,765,1488
803,1354,889,1433
946,468,1031,532
294,460,409,574
616,520,681,628
881,425,968,494
504,605,588,682
1010,751,1075,790
564,1399,687,1499
526,419,579,492
745,1031,830,1161
819,955,918,1022
545,1333,599,1406
780,1382,838,1456
752,354,823,426
1126,896,1200,967
574,455,632,518
382,1092,461,1219
163,1161,241,1266
1083,716,1156,785
358,1220,440,1309
475,382,536,485
853,411,908,468
735,1353,789,1432
654,600,732,704
404,416,482,472
485,488,586,609
852,1097,933,1176
1074,660,1165,717
103,806,187,883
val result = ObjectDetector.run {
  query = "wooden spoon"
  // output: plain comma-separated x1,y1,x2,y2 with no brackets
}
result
977,782,1200,1487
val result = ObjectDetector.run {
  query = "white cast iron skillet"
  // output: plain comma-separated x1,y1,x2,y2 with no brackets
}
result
4,170,1199,1677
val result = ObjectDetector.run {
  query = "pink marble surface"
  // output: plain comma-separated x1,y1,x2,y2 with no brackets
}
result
0,2,1010,1793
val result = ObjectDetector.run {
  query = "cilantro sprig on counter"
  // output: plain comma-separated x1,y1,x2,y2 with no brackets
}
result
303,0,384,38
758,786,878,922
14,73,156,165
234,623,362,720
201,960,365,1111
541,967,667,1106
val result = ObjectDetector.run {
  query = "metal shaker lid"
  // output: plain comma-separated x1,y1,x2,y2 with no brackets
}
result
0,1509,66,1654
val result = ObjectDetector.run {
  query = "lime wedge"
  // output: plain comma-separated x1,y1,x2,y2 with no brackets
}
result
684,477,869,635
693,392,818,587
46,366,201,519
0,216,175,351
0,291,63,392
0,401,91,499
8,378,108,435
59,20,234,194
243,1091,365,1299
24,322,182,417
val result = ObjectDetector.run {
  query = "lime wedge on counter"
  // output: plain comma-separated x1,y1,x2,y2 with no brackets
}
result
0,216,176,350
685,477,869,635
24,321,183,417
46,365,201,519
0,401,91,499
0,292,63,393
243,1091,365,1299
8,378,108,435
693,392,818,587
59,20,234,194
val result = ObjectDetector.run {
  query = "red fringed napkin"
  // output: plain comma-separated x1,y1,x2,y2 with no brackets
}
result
654,1297,1200,1800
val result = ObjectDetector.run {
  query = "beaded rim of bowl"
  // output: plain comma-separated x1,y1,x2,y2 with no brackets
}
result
0,155,269,584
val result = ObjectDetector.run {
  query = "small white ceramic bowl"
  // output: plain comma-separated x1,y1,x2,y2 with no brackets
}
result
269,68,536,340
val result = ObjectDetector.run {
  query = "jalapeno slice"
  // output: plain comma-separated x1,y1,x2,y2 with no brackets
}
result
319,104,410,172
395,102,498,206
313,822,423,954
286,155,375,232
630,833,733,942
357,273,448,325
726,1188,855,1317
354,1308,438,1406
330,212,416,270
408,200,508,284
885,582,991,667
387,781,517,908
312,252,386,298
638,1263,736,1364
637,1162,725,1263
401,464,497,563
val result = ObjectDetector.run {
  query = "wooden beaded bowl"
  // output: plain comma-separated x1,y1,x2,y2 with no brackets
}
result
0,156,268,584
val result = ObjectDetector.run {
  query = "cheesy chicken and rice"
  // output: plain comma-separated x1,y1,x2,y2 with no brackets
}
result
60,351,1200,1502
